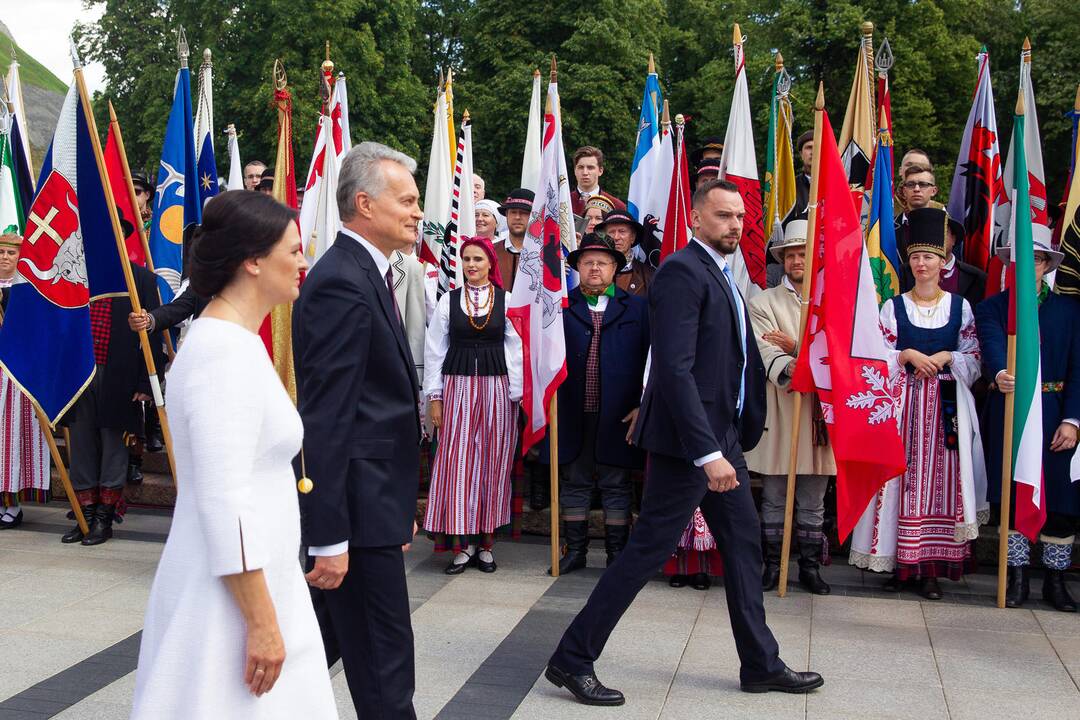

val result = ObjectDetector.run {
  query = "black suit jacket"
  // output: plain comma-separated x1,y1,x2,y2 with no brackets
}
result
293,233,422,548
632,240,766,462
149,284,209,331
899,259,987,308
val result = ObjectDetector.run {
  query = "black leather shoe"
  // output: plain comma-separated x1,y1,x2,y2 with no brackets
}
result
1005,565,1030,608
477,549,497,573
919,577,943,600
1043,569,1078,612
762,563,780,592
883,574,905,592
126,461,144,486
545,664,625,706
0,509,23,529
691,573,711,591
741,666,824,694
145,433,164,454
799,567,831,595
669,574,688,588
444,551,476,575
82,503,115,546
61,505,94,543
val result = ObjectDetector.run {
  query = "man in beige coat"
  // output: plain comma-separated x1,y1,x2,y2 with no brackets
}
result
746,218,836,595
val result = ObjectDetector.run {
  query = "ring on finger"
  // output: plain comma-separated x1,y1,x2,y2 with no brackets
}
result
254,667,266,675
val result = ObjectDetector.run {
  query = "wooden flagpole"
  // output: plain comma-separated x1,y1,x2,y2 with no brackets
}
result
108,101,175,360
778,83,826,597
36,407,88,534
74,57,178,484
548,54,562,577
996,85,1026,609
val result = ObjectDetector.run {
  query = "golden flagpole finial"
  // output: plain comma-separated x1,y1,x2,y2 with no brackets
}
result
815,82,825,111
861,21,874,36
775,52,784,71
661,99,671,126
648,52,655,74
733,23,743,45
550,55,557,84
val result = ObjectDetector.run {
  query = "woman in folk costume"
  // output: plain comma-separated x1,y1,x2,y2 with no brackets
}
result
850,208,987,600
663,508,723,590
0,232,50,529
976,238,1080,612
424,236,523,574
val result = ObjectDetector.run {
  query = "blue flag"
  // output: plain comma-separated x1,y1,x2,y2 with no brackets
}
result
866,111,901,306
194,53,219,205
627,71,663,221
0,82,128,423
148,66,201,303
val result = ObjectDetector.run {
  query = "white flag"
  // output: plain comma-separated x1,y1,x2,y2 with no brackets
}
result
225,124,242,190
299,74,351,265
520,70,542,194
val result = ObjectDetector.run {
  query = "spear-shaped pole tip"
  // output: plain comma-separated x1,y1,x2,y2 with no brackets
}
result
437,68,445,90
69,36,82,70
815,82,825,110
661,99,670,125
550,55,557,81
462,108,470,122
1023,36,1031,52
775,52,784,71
733,23,743,45
177,27,189,68
648,52,655,73
1016,85,1025,116
1074,83,1080,112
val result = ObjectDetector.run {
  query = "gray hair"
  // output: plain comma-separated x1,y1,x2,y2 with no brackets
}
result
337,141,418,221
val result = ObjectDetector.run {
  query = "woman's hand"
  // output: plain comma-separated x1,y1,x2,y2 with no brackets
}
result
244,620,286,697
996,370,1015,394
928,351,953,370
429,399,443,429
901,349,939,379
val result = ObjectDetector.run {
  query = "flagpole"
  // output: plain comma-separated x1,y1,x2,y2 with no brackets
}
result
36,408,88,534
547,55,562,578
997,89,1025,609
74,60,178,484
779,83,826,597
108,102,176,360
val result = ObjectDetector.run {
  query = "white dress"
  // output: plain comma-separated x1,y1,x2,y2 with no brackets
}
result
131,318,337,719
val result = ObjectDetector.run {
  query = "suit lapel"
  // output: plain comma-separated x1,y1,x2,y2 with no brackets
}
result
567,290,593,329
688,240,741,331
601,291,629,328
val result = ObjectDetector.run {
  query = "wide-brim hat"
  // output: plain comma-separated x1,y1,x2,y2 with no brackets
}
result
994,227,1064,271
498,188,535,215
595,208,642,244
567,231,626,271
690,135,725,166
694,158,722,181
796,130,814,153
770,219,808,262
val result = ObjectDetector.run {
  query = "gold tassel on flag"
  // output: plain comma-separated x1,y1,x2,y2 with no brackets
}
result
269,59,298,402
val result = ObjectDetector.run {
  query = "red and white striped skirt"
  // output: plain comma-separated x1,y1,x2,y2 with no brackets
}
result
425,374,518,535
0,372,50,504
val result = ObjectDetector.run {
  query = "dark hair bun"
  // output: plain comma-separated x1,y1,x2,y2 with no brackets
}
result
188,190,298,297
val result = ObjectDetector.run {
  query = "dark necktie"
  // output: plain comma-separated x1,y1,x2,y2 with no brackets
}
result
384,267,402,325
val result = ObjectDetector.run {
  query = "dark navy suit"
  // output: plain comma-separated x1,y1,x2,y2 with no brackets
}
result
549,240,786,683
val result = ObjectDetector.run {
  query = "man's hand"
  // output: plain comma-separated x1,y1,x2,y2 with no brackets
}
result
132,392,152,402
995,370,1015,394
703,457,739,493
1050,422,1078,452
762,330,797,355
622,407,639,443
304,551,349,590
128,310,152,333
402,520,419,552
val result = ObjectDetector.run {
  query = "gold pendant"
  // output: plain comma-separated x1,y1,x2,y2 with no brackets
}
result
297,477,314,494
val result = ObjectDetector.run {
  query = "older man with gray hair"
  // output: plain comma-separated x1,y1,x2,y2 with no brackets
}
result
293,141,425,718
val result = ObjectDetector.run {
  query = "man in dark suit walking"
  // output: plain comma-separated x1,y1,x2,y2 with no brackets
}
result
293,141,424,719
546,179,823,706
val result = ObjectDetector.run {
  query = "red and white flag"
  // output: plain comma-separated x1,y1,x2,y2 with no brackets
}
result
947,50,1007,275
791,106,907,543
660,117,691,261
718,24,766,297
299,73,351,265
438,114,476,296
103,123,145,265
507,78,571,453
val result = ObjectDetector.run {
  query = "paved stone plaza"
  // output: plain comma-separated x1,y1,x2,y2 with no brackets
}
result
1,503,1078,719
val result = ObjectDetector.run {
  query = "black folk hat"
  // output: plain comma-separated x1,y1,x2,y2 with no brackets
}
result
498,188,535,216
567,231,626,271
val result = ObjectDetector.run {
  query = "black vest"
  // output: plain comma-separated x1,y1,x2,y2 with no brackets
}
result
442,287,508,376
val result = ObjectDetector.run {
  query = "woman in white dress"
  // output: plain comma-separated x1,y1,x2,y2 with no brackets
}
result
132,191,337,718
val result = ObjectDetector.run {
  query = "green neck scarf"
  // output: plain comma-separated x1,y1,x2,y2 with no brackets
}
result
583,284,616,306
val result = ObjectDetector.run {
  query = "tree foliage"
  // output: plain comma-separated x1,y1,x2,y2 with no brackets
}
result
77,0,1079,204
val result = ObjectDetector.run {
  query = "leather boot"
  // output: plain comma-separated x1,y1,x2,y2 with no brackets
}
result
529,466,549,511
1042,569,1078,612
61,504,95,543
604,524,629,567
82,503,116,546
797,538,831,595
1005,565,1030,608
551,520,588,575
761,537,782,591
127,455,144,486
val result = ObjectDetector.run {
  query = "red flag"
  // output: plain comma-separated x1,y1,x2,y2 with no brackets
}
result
791,107,907,542
660,118,691,261
103,125,145,265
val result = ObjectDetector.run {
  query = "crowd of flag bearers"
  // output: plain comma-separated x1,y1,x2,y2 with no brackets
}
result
0,19,1079,623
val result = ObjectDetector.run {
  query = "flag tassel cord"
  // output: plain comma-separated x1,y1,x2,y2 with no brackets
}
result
996,336,1017,608
75,66,178,485
107,102,176,361
779,83,826,598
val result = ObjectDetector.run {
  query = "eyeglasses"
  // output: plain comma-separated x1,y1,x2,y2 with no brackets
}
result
580,260,614,269
902,181,936,190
